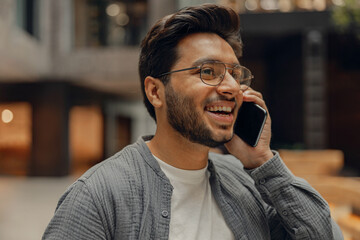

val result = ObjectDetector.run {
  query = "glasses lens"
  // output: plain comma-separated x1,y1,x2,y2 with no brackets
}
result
233,66,252,91
200,62,253,88
200,62,225,85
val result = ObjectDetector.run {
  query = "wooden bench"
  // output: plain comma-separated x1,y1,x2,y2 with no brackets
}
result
279,149,360,239
279,149,344,176
330,203,360,240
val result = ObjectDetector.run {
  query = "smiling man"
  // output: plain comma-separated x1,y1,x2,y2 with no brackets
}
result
43,4,343,240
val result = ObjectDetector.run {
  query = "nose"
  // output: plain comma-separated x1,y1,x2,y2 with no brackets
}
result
216,71,241,98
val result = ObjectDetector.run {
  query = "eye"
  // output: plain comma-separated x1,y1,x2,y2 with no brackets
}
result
201,67,216,80
231,69,242,81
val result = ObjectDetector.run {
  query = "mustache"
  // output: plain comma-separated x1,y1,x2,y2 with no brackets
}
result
204,96,236,105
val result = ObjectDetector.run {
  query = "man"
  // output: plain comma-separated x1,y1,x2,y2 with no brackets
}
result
43,4,343,240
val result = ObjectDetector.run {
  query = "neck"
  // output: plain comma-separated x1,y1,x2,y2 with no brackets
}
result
147,126,210,170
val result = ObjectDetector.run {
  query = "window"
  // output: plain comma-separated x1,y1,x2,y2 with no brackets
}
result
74,0,148,47
16,0,39,38
0,103,32,176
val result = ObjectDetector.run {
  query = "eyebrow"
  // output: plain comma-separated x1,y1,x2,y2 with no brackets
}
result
191,58,215,67
191,57,240,67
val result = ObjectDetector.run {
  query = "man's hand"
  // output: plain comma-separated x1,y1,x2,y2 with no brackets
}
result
225,89,273,169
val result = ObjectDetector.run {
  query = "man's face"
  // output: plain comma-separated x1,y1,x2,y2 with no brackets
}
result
164,33,243,147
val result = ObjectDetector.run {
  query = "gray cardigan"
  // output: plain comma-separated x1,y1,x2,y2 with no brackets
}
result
43,136,343,240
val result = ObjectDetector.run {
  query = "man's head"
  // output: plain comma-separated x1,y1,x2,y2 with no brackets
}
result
139,4,243,121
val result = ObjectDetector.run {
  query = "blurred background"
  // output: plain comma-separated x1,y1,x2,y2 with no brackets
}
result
0,0,359,239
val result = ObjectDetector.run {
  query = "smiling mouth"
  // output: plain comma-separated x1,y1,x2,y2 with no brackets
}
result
205,106,233,116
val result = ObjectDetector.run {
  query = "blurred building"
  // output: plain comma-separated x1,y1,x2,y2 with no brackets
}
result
0,0,359,176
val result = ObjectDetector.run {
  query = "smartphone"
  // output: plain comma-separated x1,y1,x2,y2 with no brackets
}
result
234,102,267,147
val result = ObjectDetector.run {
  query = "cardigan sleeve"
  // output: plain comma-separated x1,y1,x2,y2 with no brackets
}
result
246,152,344,240
42,180,107,240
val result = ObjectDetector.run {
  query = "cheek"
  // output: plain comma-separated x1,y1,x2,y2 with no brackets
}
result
170,77,216,109
233,95,244,118
181,90,208,108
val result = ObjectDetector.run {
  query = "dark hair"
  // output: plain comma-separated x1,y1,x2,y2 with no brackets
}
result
139,4,242,121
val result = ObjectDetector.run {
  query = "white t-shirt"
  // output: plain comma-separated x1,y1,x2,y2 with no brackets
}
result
153,155,234,240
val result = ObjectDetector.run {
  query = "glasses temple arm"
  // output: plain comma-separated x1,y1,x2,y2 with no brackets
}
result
156,66,200,78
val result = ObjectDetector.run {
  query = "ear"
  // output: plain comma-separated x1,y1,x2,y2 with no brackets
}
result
144,76,165,108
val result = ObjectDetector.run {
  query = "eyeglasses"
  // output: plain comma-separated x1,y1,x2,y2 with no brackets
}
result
156,61,254,91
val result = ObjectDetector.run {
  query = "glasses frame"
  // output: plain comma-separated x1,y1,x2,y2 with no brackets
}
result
155,61,254,88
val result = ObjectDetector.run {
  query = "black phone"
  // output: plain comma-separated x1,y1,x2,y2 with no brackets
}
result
234,102,267,147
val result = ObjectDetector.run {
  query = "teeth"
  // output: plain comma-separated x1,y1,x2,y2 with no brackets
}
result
206,106,232,113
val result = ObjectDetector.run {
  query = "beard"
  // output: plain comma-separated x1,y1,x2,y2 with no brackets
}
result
165,83,233,148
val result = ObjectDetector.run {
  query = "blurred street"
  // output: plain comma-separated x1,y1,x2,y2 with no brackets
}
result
0,0,360,239
0,176,76,240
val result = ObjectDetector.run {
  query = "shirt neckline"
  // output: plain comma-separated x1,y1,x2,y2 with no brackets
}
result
153,154,209,184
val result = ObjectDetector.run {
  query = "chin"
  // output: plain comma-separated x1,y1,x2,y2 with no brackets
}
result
212,132,233,144
214,127,233,139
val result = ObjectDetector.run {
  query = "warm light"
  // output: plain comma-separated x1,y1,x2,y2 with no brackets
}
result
245,0,259,11
279,0,294,12
69,106,103,174
106,3,120,17
297,0,313,9
1,109,13,123
313,0,326,11
260,0,279,10
116,13,130,26
332,0,345,6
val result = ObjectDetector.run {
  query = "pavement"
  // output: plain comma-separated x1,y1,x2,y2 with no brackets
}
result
0,176,77,240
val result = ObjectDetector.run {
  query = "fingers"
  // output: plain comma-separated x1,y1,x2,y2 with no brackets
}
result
243,88,263,99
242,88,268,111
